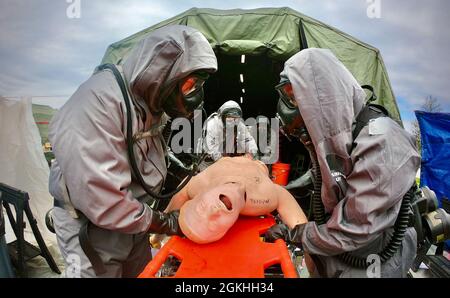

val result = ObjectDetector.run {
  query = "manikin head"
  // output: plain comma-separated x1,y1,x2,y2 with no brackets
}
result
179,182,247,244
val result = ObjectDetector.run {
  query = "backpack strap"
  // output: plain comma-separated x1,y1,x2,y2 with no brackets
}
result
352,104,390,148
361,85,377,103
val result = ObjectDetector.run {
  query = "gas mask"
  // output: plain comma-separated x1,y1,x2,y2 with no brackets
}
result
224,117,240,127
221,107,242,126
163,71,210,119
275,80,310,145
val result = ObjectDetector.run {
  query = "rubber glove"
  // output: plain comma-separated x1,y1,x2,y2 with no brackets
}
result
148,210,184,237
264,223,306,249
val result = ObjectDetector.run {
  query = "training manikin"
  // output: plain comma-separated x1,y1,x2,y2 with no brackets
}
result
156,156,308,244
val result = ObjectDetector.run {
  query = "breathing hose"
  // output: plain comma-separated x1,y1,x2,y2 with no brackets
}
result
97,63,199,201
337,190,413,268
125,99,196,201
302,127,413,269
311,159,326,225
300,128,326,224
162,118,173,144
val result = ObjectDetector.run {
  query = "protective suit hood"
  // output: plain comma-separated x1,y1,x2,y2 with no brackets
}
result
281,49,420,277
282,48,366,211
218,101,242,116
122,25,218,114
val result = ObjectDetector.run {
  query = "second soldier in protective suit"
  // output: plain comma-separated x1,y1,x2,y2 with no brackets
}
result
202,101,258,161
265,49,420,278
48,25,217,277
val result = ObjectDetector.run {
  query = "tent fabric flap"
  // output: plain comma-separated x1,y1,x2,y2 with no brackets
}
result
101,7,400,121
0,97,57,245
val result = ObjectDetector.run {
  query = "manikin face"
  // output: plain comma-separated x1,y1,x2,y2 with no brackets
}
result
179,183,246,244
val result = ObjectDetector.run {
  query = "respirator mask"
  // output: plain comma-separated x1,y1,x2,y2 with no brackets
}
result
275,80,312,148
224,117,240,126
410,186,450,271
163,71,210,120
221,107,242,126
411,187,450,246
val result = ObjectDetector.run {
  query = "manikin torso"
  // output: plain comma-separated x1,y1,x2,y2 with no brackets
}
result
164,156,306,244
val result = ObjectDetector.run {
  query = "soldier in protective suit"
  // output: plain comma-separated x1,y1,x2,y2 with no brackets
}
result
48,25,217,277
203,101,258,161
265,49,420,278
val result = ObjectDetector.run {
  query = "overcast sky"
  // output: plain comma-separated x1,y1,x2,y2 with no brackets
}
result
1,0,449,132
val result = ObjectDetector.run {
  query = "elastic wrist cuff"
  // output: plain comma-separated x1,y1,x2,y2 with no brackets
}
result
290,223,307,249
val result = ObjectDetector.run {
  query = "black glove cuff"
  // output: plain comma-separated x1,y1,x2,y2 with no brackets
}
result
288,223,307,249
148,210,182,236
148,210,167,233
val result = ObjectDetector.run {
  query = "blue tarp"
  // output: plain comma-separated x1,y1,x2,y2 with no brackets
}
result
415,111,450,250
415,111,450,205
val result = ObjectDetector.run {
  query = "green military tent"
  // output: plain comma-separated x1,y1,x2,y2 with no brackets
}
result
101,7,401,121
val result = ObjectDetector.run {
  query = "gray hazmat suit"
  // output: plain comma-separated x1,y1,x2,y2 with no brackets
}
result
203,101,258,161
282,49,420,277
48,25,217,277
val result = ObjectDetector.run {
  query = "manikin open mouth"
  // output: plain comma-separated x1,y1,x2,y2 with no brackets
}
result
219,194,233,211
